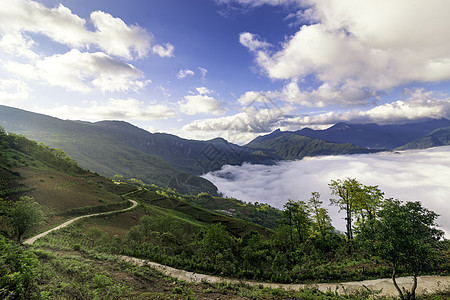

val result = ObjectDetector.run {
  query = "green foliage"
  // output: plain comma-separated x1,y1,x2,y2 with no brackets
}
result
10,196,44,242
396,126,450,150
247,133,378,160
359,198,445,300
62,200,130,217
329,178,383,243
308,192,334,241
0,236,41,299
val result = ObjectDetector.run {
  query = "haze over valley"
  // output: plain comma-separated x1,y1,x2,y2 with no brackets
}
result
204,146,450,237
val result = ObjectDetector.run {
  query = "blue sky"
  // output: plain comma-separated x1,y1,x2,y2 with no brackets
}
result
1,0,450,143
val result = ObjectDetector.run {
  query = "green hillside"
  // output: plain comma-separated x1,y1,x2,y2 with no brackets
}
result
247,132,381,160
0,105,217,195
396,126,450,150
1,128,449,299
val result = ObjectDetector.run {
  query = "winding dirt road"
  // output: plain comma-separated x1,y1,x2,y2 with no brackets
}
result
119,255,450,297
23,199,138,245
24,198,450,297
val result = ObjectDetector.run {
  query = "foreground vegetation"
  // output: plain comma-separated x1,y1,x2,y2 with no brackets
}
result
1,127,449,299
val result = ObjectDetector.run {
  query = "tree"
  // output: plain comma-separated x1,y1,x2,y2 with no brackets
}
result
329,178,384,242
357,184,384,224
283,200,311,245
10,196,44,242
307,192,334,241
359,198,444,300
329,178,362,241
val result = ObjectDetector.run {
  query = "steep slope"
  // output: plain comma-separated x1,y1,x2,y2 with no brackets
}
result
0,128,277,239
294,119,450,149
396,127,450,150
0,105,217,194
247,132,380,160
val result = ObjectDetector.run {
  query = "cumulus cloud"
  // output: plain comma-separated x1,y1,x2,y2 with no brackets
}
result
179,94,228,115
0,0,151,60
152,43,175,58
282,81,381,107
240,0,450,107
38,98,176,121
284,88,450,126
239,32,270,52
177,69,195,79
204,146,450,237
196,87,213,95
183,103,290,133
4,50,149,93
0,79,30,105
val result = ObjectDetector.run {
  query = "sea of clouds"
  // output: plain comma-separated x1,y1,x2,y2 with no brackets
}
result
203,146,450,237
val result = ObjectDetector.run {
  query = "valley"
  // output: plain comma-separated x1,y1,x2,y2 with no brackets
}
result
1,122,450,299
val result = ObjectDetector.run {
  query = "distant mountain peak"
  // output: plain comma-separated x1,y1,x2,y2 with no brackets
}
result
331,122,350,130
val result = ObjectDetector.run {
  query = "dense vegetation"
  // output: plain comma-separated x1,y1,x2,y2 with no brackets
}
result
1,126,449,299
396,126,450,150
247,133,380,160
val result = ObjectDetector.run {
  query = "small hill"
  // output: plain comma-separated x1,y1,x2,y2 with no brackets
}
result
247,132,380,160
396,127,450,150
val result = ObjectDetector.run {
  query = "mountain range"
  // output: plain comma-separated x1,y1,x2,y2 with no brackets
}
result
1,104,449,194
251,119,450,150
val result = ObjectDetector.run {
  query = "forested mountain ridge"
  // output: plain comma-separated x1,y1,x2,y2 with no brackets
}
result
246,132,381,160
396,126,450,150
251,119,450,150
0,105,223,194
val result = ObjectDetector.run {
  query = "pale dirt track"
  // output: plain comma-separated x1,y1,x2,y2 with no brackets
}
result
119,255,450,297
23,199,138,245
24,199,450,297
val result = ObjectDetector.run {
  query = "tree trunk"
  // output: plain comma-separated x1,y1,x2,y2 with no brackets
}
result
346,203,352,241
392,268,405,300
409,272,418,300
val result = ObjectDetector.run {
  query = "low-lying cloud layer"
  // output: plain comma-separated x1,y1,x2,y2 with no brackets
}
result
203,146,450,237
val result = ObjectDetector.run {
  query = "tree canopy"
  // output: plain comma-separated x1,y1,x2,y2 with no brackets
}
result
359,198,444,300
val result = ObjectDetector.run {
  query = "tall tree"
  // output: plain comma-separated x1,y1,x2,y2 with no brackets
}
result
307,192,334,240
329,178,362,241
357,184,384,223
359,198,444,300
10,196,44,242
283,200,311,245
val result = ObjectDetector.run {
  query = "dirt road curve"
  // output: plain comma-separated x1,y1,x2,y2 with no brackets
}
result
23,199,138,245
119,255,450,297
24,199,450,297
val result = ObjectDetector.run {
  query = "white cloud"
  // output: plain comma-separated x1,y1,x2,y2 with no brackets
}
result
238,90,275,106
0,0,152,60
196,87,212,95
38,98,176,121
198,67,208,82
241,0,450,107
177,69,195,79
152,43,175,58
239,32,270,52
0,79,30,105
217,0,300,7
282,80,380,107
204,147,450,237
285,89,450,127
179,94,227,115
183,104,290,133
4,50,149,93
